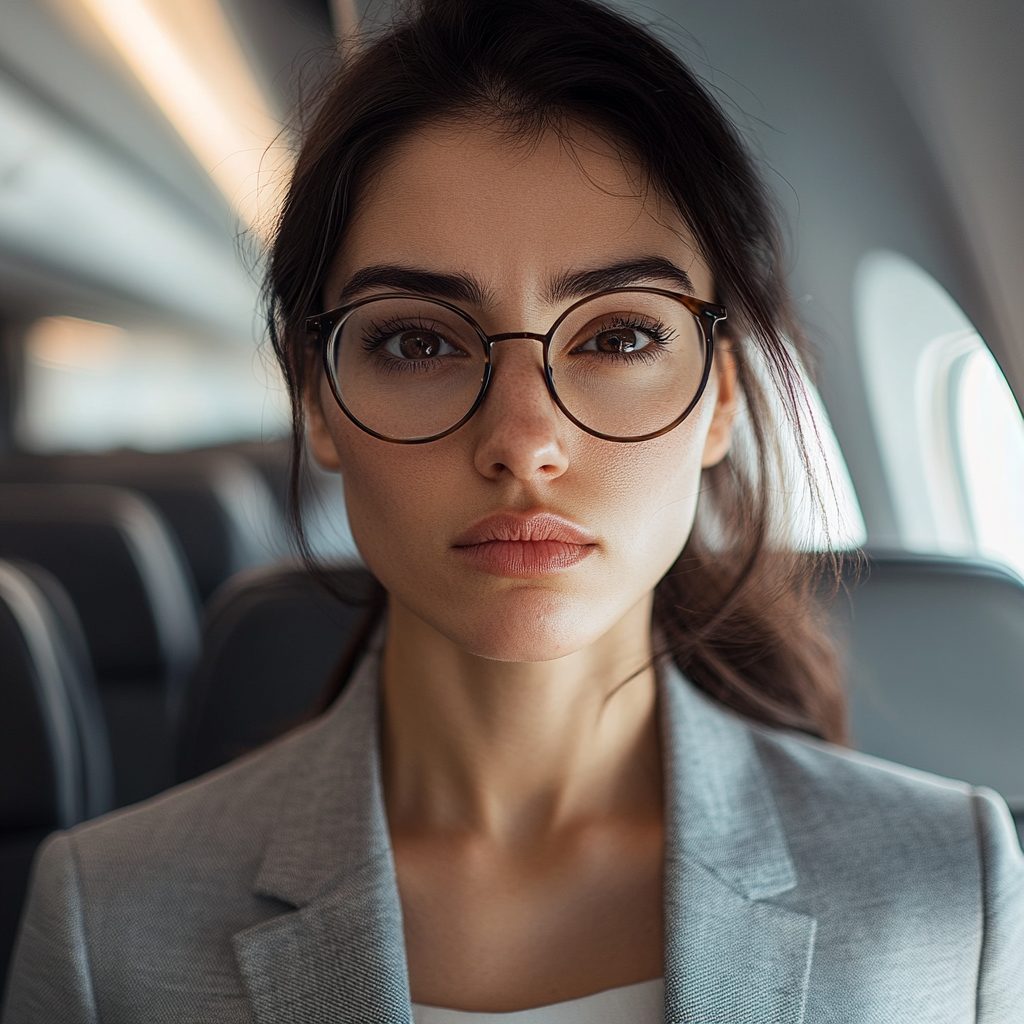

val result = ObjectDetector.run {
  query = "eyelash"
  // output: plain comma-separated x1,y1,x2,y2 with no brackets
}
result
572,316,676,363
360,317,456,352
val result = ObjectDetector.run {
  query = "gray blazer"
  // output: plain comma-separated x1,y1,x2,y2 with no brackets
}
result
4,652,1024,1023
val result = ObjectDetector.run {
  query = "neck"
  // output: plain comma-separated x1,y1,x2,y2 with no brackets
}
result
380,596,662,845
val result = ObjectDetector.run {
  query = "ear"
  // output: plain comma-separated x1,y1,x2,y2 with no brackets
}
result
701,345,738,468
306,376,343,471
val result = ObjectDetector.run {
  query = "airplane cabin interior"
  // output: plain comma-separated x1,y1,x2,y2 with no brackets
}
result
1,0,1023,1001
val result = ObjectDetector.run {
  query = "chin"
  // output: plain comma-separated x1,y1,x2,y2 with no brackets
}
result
423,584,621,663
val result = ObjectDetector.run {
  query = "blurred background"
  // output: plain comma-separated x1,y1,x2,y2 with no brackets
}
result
0,0,365,540
0,0,342,453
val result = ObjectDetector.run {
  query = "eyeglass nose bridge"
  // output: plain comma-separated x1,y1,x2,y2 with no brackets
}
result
480,332,554,380
478,331,558,406
486,331,550,344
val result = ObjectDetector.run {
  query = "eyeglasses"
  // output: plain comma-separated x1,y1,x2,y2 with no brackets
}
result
306,287,726,444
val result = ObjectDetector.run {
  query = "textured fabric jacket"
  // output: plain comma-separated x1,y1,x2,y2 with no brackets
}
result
4,652,1024,1023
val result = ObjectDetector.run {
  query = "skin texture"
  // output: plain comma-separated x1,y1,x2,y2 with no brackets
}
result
307,123,737,1011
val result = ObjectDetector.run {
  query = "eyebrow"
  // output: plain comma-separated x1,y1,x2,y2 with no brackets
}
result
336,254,695,308
546,256,695,302
337,265,488,306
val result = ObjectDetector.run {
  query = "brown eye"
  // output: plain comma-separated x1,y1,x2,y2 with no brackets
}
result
379,325,463,362
397,330,443,358
594,328,640,353
575,321,660,357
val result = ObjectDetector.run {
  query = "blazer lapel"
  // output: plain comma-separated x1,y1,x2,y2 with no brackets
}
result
232,648,413,1024
661,666,817,1024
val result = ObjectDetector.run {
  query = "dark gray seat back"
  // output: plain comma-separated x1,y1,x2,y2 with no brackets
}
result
181,552,1024,842
177,562,380,782
0,450,287,601
0,559,113,989
0,484,200,805
837,553,1024,836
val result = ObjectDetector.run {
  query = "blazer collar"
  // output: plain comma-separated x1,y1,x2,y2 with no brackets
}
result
232,652,815,1023
661,663,816,1022
233,645,413,1023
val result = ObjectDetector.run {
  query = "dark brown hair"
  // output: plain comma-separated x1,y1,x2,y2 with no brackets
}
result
267,0,848,743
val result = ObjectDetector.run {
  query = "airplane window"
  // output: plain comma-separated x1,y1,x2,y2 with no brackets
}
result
856,249,1024,576
956,347,1024,578
17,315,289,452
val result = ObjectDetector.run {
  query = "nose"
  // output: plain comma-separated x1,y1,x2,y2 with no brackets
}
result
471,337,570,482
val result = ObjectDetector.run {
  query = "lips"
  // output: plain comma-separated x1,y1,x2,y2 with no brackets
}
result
452,511,596,577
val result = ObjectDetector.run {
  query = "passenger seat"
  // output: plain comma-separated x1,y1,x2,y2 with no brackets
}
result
0,484,200,806
837,552,1024,843
0,559,113,989
0,449,288,601
180,552,1024,849
177,562,379,782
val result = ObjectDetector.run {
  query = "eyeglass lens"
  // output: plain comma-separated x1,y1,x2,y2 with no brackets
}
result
329,291,707,441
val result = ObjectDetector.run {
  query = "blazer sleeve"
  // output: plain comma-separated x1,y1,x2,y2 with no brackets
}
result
973,788,1024,1023
1,832,99,1024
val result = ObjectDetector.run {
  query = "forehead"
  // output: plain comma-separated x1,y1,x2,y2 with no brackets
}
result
332,123,709,305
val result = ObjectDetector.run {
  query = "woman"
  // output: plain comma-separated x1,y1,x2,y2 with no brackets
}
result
5,0,1022,1021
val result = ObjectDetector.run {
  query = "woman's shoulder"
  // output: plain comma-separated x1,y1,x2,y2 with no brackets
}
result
4,675,383,1023
748,716,1024,1017
669,667,1005,839
754,721,976,808
56,699,343,887
751,720,1023,883
3,717,334,1024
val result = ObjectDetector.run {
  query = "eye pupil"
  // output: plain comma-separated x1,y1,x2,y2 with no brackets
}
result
398,331,441,358
596,328,639,353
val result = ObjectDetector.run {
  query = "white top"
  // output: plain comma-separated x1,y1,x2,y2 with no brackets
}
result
411,978,665,1024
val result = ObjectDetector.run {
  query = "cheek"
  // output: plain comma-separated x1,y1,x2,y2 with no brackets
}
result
331,416,467,569
313,375,435,555
593,422,706,574
587,377,717,560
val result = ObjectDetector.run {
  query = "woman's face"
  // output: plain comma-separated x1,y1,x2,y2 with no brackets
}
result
309,123,736,663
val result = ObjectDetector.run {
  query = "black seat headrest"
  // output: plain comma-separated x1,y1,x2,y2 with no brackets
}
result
0,558,114,990
0,451,287,601
0,484,200,693
177,561,381,781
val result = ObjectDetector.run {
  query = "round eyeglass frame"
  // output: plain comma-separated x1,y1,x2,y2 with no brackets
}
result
305,286,727,444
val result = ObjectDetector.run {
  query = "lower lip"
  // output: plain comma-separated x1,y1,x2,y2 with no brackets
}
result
453,539,595,577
